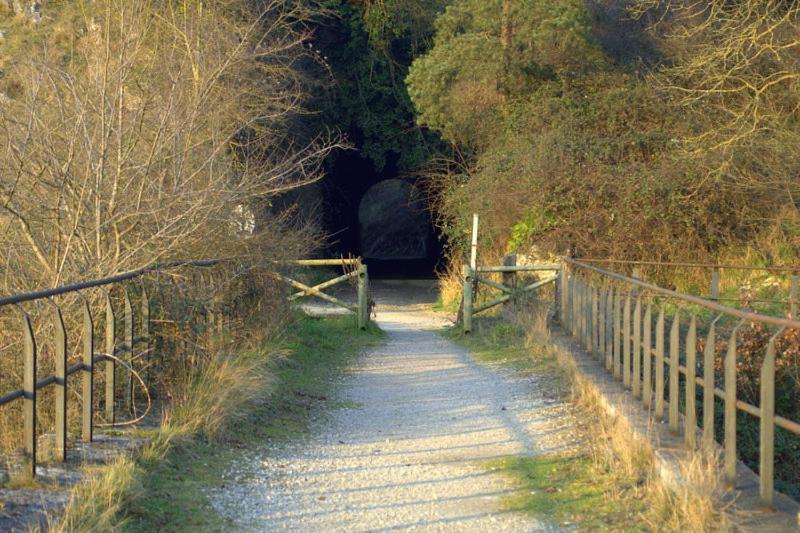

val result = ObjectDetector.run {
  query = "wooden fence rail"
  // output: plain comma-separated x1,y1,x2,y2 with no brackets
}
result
560,258,800,507
462,262,560,333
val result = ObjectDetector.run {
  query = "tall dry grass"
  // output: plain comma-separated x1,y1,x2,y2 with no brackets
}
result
509,300,725,531
50,337,276,532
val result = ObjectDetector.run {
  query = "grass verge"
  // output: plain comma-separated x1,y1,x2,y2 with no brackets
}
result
443,310,647,530
51,313,383,532
442,302,724,531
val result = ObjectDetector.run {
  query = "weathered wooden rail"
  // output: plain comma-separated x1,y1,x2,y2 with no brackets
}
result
0,257,368,478
273,258,370,329
461,262,560,333
560,258,800,507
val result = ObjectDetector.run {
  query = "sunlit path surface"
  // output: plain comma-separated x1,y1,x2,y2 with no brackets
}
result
210,281,576,531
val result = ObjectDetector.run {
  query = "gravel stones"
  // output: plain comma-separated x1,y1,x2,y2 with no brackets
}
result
211,286,577,531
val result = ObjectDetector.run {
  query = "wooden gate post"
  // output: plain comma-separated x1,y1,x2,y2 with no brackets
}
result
502,254,516,314
463,264,473,334
357,262,368,330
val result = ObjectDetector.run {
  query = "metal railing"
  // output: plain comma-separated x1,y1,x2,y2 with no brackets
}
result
577,258,800,313
0,259,231,478
0,257,369,478
559,258,800,507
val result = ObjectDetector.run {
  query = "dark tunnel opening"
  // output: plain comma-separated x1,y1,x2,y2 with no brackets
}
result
320,150,444,278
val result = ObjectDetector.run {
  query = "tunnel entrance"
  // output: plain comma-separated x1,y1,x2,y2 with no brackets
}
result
359,180,428,260
321,151,443,278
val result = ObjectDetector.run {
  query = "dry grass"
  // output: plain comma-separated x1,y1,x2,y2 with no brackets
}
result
509,302,726,531
49,344,275,532
645,449,728,532
436,262,463,312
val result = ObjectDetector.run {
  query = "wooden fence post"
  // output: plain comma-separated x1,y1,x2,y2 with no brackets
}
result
711,268,720,300
703,320,717,453
632,297,642,398
613,290,622,380
685,314,697,448
623,295,632,388
463,264,473,334
105,294,116,424
123,288,134,414
655,307,665,421
357,262,368,330
82,299,94,443
642,304,653,409
503,254,516,313
760,333,780,507
54,305,67,462
669,310,681,432
21,310,37,478
724,323,743,487
605,287,614,372
790,275,798,319
141,288,150,383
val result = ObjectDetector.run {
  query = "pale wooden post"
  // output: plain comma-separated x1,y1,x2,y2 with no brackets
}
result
710,268,720,300
105,294,116,424
613,290,622,380
669,310,681,432
141,288,150,383
655,307,665,421
599,286,607,363
82,299,94,443
607,287,613,360
21,310,37,477
470,214,479,272
760,333,779,507
503,254,517,311
703,321,718,453
123,289,134,413
623,295,632,387
584,281,592,351
724,323,743,487
642,304,653,409
357,263,368,330
592,286,599,356
685,314,697,448
632,297,642,398
556,265,566,324
54,305,67,462
463,264,473,334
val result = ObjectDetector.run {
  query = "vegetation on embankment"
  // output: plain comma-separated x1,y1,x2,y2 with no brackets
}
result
405,0,799,289
52,313,383,532
444,304,723,531
0,0,337,459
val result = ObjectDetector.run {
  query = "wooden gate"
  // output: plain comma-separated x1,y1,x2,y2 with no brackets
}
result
274,258,370,329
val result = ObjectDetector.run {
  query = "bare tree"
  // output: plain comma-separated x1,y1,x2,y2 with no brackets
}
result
0,0,341,294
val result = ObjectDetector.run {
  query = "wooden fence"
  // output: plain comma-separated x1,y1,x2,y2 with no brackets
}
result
461,262,560,333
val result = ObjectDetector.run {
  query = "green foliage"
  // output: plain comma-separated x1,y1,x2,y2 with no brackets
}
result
408,0,799,269
407,0,602,147
317,0,446,171
508,208,557,253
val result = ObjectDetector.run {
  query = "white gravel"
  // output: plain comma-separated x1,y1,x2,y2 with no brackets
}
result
210,284,578,531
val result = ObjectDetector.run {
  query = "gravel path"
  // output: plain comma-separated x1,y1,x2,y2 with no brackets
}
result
210,282,577,531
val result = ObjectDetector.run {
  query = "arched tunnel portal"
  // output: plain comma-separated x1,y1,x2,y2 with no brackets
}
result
320,151,443,278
